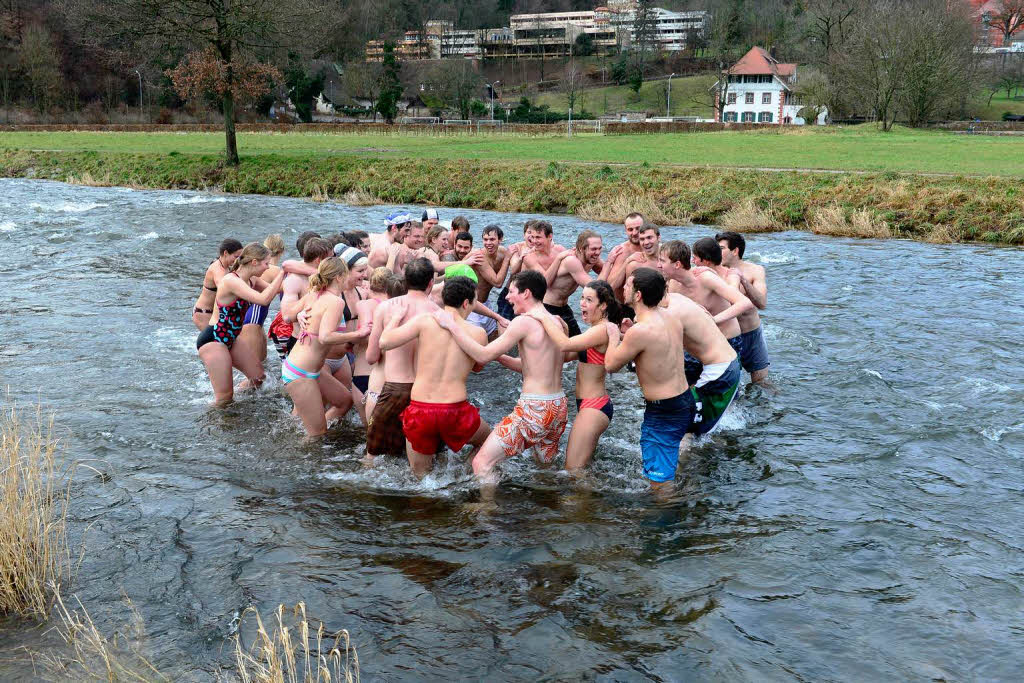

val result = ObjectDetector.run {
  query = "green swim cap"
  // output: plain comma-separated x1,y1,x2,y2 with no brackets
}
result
444,263,478,283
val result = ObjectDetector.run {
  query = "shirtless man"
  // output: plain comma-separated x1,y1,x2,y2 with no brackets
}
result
495,220,536,320
717,231,771,384
388,221,426,274
192,238,242,330
604,268,694,490
421,209,440,233
367,212,411,268
379,275,492,477
600,212,646,302
364,257,437,459
466,225,511,338
623,223,662,280
435,270,569,486
658,240,752,360
541,229,603,337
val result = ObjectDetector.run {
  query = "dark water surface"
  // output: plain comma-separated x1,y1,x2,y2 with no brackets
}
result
0,179,1022,680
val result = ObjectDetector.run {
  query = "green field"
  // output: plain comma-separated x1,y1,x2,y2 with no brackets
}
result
2,125,1023,176
532,75,715,118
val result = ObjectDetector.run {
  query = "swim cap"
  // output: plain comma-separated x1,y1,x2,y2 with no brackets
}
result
386,211,412,227
337,246,368,268
444,263,478,283
422,208,440,222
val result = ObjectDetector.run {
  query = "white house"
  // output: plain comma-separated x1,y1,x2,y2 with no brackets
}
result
714,47,827,125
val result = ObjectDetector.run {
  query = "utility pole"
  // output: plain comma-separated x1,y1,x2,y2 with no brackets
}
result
486,80,501,119
666,72,674,117
134,68,143,116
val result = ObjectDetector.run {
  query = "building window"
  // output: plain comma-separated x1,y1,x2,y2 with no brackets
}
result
741,112,755,123
758,112,773,123
745,92,754,104
762,92,772,104
727,93,737,104
724,111,738,122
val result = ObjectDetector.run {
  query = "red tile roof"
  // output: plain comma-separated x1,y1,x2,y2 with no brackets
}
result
729,46,797,80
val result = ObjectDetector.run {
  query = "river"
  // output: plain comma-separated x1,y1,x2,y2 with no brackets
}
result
0,178,1021,680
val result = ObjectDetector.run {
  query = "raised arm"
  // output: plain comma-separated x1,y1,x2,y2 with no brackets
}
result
544,251,572,287
223,270,284,307
435,311,526,364
281,259,316,277
468,250,503,287
534,311,606,352
604,323,645,374
703,272,754,324
742,265,767,310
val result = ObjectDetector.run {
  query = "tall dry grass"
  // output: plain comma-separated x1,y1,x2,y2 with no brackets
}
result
309,185,330,203
718,198,785,232
234,603,359,683
65,171,112,187
0,404,71,619
338,189,383,207
576,192,682,225
809,204,892,239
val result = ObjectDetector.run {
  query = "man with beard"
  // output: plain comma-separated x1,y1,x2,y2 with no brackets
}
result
540,230,604,337
599,212,645,302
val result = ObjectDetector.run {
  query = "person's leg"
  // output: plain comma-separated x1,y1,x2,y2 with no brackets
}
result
464,420,492,463
199,342,235,406
285,378,328,437
406,442,436,478
234,325,267,389
471,431,510,482
192,309,210,331
565,408,610,472
318,371,353,421
230,342,266,390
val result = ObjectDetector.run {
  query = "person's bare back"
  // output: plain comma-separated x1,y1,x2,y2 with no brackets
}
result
663,293,734,366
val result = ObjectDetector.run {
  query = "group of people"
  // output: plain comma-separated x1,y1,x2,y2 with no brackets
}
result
192,208,771,490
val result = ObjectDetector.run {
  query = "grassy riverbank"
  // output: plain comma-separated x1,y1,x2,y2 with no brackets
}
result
2,147,1021,244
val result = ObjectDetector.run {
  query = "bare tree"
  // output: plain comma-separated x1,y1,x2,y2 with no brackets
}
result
561,61,583,114
343,61,384,120
426,59,481,120
62,0,332,165
18,23,62,113
792,66,830,124
987,1,1024,46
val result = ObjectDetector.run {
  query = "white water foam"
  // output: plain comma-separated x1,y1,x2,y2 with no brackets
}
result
0,220,15,232
981,423,1024,442
141,231,159,240
750,250,797,265
170,195,228,205
153,327,199,356
30,201,107,213
962,377,1011,396
862,369,885,381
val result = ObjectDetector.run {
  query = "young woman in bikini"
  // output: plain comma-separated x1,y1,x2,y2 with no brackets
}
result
192,238,242,331
282,257,372,437
196,243,291,406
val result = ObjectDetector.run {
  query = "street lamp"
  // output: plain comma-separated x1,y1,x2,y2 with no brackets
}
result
666,72,675,118
486,80,501,120
134,68,143,115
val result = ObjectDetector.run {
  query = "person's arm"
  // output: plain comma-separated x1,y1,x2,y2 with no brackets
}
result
320,299,372,346
282,259,316,277
703,272,754,324
223,269,284,307
380,311,426,351
565,254,594,288
280,277,306,322
533,312,606,352
544,250,572,286
497,354,523,373
491,249,511,287
743,266,767,310
385,243,403,272
604,323,644,374
470,300,508,327
598,244,624,281
365,299,391,365
606,249,631,291
435,311,525,364
469,250,503,287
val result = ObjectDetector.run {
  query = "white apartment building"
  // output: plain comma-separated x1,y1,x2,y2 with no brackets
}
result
715,47,827,125
605,6,710,52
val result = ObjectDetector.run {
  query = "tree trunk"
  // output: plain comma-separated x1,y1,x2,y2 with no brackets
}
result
223,88,239,166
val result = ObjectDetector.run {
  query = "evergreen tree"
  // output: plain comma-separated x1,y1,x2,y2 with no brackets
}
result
284,53,324,123
376,43,403,123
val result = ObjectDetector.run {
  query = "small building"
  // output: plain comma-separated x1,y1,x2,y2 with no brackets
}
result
714,46,827,125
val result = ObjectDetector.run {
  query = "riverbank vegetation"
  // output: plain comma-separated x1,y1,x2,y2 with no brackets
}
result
0,404,70,619
2,141,1022,244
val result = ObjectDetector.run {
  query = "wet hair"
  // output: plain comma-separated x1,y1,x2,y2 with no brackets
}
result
454,231,473,245
693,237,722,265
348,230,370,246
523,219,538,235
575,229,600,253
302,237,333,263
368,266,391,293
640,222,660,237
386,275,407,298
660,240,691,269
404,257,434,291
482,224,504,240
308,256,349,293
625,212,645,223
230,242,269,272
442,276,477,308
527,220,553,237
584,279,623,325
219,238,243,256
263,234,285,257
451,215,470,231
511,269,546,302
631,267,666,307
325,232,346,249
425,225,446,249
296,231,320,254
716,230,746,258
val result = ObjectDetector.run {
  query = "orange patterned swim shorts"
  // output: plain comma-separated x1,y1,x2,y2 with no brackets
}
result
493,393,569,463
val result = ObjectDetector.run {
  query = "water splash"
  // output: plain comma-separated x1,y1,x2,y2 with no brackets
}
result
30,201,108,213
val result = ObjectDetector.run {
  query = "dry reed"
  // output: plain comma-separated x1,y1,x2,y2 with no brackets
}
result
718,198,785,232
810,204,892,239
44,592,166,681
0,404,71,619
309,185,330,203
338,189,382,207
576,191,680,225
234,602,359,683
65,171,112,187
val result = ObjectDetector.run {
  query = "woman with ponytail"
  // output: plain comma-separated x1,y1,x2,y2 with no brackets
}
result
526,279,622,472
196,242,291,406
283,257,372,437
236,234,287,367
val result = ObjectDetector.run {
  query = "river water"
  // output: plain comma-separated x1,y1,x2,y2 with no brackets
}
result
0,178,1021,680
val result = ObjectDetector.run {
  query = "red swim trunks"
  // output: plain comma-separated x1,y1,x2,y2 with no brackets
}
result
401,400,482,455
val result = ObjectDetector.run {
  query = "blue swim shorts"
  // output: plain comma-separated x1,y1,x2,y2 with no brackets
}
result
727,334,744,358
739,325,771,373
640,391,697,483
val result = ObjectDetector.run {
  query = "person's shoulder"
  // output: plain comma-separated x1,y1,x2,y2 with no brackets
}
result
461,319,488,344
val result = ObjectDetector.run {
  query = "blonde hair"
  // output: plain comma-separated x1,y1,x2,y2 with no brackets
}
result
263,233,285,257
425,225,446,250
230,242,270,272
369,266,392,293
308,256,349,293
